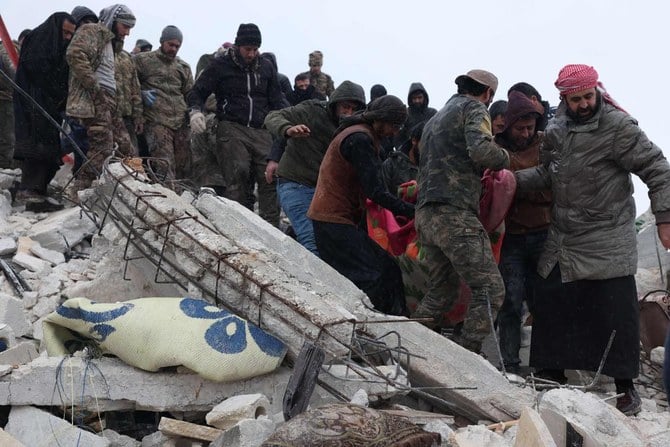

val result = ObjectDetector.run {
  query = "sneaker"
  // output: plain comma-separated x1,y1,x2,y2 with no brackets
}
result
616,388,641,416
25,197,64,212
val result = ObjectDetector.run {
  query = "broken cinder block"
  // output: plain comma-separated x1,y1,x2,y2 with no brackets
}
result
206,393,271,431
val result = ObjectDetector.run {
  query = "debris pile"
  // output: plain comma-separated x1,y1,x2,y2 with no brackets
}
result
0,163,668,446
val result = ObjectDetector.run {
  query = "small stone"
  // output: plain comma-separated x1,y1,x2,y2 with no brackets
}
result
650,347,665,367
22,292,39,309
30,244,66,266
0,238,17,256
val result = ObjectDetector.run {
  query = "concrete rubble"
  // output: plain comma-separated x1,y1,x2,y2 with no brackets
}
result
0,164,668,445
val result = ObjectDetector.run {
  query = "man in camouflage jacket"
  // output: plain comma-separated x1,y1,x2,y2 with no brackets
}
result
134,25,193,189
66,4,136,189
413,70,509,353
299,50,334,99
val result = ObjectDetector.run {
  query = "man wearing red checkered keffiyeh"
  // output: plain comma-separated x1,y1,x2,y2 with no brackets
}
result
514,63,670,417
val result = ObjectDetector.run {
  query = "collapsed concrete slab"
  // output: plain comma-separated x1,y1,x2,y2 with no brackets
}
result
195,191,536,421
0,341,38,365
5,405,111,447
0,428,25,447
0,356,293,413
514,407,556,447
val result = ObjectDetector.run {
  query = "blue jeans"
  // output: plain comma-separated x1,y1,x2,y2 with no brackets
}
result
497,230,547,367
277,179,319,256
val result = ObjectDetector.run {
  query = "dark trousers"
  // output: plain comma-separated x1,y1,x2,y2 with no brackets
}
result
20,158,59,195
497,230,547,367
313,220,407,316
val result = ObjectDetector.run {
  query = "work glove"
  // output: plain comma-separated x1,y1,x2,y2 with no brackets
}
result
141,89,156,107
190,111,206,134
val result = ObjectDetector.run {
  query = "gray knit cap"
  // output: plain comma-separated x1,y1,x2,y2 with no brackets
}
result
99,4,136,30
160,25,183,43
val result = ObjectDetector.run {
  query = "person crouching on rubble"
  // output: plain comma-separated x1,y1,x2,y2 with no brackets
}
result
308,95,415,316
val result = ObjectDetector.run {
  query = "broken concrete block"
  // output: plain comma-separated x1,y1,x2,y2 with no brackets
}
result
5,406,110,446
102,429,141,447
0,356,291,413
422,420,453,443
539,388,645,447
350,389,369,407
0,191,11,221
0,342,38,365
27,207,97,253
629,410,670,446
158,417,223,443
514,407,556,447
210,418,275,447
141,430,170,447
0,237,16,255
448,424,509,447
12,252,51,274
0,293,32,337
0,323,15,350
15,237,36,255
30,294,60,320
206,393,271,430
0,428,26,447
37,274,62,297
30,243,66,266
650,346,664,366
21,291,38,309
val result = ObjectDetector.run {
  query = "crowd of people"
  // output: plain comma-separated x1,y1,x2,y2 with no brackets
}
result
2,3,670,418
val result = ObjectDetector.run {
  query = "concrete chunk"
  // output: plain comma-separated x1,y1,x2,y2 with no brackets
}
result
449,424,509,447
12,252,51,274
158,417,222,442
5,406,110,447
650,346,664,366
514,407,557,447
0,293,32,336
539,388,645,447
206,393,271,430
210,418,275,447
102,429,141,447
0,356,292,413
27,207,97,253
30,243,66,266
0,342,38,365
0,237,17,255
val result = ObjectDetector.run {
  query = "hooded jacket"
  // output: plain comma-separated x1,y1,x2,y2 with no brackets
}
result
187,47,287,128
395,82,437,147
264,80,365,187
516,96,670,281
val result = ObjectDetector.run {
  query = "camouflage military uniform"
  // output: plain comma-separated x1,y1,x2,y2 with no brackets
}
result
135,49,193,188
114,50,142,151
299,71,335,99
414,93,509,353
0,43,16,168
66,23,117,186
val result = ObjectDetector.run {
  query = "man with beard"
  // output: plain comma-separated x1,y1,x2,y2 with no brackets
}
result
264,80,366,255
286,73,325,106
188,23,286,227
494,91,551,375
308,96,415,315
411,70,509,354
135,26,193,190
13,12,76,211
516,64,670,415
65,4,136,191
394,83,437,149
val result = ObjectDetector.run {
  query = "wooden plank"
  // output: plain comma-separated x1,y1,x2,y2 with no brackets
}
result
158,417,223,442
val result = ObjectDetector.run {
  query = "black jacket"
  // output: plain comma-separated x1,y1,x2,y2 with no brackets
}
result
187,48,287,128
394,82,437,147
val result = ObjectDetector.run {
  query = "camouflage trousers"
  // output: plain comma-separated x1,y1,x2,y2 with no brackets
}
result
215,120,279,227
75,90,135,187
144,122,191,191
0,99,15,168
413,203,505,352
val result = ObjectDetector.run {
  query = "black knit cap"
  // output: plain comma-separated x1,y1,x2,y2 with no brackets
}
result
364,95,407,126
235,23,261,47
